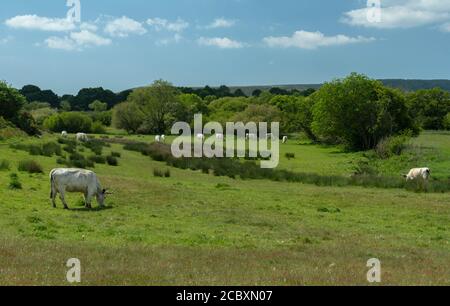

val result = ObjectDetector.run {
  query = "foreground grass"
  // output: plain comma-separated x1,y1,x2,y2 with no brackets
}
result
0,133,449,285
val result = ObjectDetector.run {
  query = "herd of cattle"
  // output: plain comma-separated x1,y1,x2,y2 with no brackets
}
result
51,131,432,209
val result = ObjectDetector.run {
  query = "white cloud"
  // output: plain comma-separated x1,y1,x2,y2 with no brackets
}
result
156,33,183,46
5,15,75,32
207,18,236,29
45,30,111,51
45,36,77,51
263,30,375,49
80,22,98,32
197,37,245,49
104,16,147,37
342,0,450,29
71,30,111,46
147,18,189,32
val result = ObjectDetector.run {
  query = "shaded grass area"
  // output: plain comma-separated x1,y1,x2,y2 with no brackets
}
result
1,236,448,286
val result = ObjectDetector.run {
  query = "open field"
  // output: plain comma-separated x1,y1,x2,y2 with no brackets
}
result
0,131,449,285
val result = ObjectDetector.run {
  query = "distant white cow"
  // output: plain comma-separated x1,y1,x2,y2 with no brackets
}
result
61,131,68,138
50,168,109,209
282,136,288,144
76,133,89,142
404,168,431,181
155,135,161,143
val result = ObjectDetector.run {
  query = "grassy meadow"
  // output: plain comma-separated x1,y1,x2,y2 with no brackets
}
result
0,131,449,285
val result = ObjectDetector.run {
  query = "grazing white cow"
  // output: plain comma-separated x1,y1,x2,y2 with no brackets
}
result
155,135,161,143
50,168,108,209
216,133,224,140
282,136,288,144
76,133,89,142
61,131,68,138
404,168,431,181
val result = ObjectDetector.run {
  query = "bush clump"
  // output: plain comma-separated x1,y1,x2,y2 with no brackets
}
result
106,155,118,166
43,112,93,133
285,153,295,160
88,155,106,164
9,173,22,189
154,169,170,178
18,160,43,174
375,135,411,159
0,159,10,171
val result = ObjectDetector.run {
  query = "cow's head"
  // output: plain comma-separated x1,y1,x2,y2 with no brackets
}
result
97,189,113,207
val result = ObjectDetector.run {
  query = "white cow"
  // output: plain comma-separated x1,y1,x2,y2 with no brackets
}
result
76,133,89,142
282,136,288,144
61,131,68,138
404,168,431,181
50,168,108,209
155,135,161,143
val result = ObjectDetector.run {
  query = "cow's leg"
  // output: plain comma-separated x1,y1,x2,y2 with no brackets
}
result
51,189,58,208
85,191,92,209
59,189,69,210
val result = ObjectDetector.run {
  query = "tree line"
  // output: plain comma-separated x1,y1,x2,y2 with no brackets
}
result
2,73,450,151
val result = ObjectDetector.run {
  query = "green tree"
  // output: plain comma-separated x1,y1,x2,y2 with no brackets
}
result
233,104,281,126
444,113,450,130
60,100,72,111
270,95,316,139
311,73,416,151
127,80,180,134
112,102,145,134
407,88,450,130
89,100,108,112
0,81,26,120
44,112,93,133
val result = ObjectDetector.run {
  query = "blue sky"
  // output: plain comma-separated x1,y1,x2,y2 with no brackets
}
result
1,0,450,94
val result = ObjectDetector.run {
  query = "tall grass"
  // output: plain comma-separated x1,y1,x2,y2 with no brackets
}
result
18,160,43,174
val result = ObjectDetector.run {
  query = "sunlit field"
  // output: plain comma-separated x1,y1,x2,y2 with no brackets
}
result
0,131,448,285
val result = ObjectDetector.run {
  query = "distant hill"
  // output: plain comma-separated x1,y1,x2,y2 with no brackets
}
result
226,79,450,96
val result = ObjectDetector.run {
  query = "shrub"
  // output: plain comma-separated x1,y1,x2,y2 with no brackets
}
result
154,169,170,177
88,155,106,164
43,112,93,133
375,135,410,159
106,155,118,166
285,153,295,160
0,159,10,171
111,151,121,158
18,160,43,174
91,121,106,134
42,142,62,157
9,173,22,190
